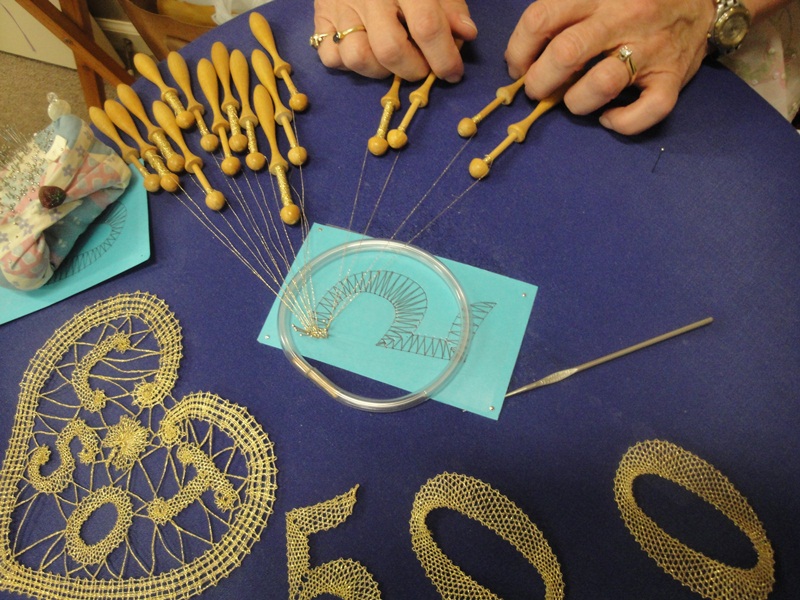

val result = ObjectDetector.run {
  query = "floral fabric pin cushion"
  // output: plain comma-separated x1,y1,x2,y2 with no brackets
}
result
0,114,131,291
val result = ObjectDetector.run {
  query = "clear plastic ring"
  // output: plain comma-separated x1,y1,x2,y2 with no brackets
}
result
277,239,471,412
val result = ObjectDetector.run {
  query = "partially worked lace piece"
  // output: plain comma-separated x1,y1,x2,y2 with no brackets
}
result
285,485,382,600
614,440,774,599
410,472,564,599
0,292,277,600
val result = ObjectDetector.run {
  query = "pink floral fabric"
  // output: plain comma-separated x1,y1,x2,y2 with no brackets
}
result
0,115,130,291
722,1,800,121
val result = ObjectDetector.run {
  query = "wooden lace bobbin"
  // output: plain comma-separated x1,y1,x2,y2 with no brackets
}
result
152,100,226,211
249,12,308,112
251,49,307,166
368,75,401,156
210,42,247,154
89,106,161,193
116,83,185,173
133,52,195,129
167,51,219,152
387,72,436,150
229,49,265,171
458,76,525,138
253,84,299,225
468,82,569,180
197,58,241,176
104,99,179,192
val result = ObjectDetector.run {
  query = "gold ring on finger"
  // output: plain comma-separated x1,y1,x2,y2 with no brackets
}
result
333,25,367,44
309,33,330,48
617,45,637,85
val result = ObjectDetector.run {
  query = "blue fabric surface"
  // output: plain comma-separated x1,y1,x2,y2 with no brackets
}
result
1,0,799,598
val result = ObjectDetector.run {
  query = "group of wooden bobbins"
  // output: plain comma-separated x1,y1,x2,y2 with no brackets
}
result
368,68,573,180
89,12,307,225
367,73,436,156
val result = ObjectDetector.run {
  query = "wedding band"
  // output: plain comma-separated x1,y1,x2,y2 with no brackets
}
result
333,25,367,44
309,33,329,48
617,45,637,84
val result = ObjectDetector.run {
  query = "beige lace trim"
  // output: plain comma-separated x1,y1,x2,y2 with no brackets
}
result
614,440,774,599
410,472,564,599
286,485,382,599
1,291,776,600
0,292,277,600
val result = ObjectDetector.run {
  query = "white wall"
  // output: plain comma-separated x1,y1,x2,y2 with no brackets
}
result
0,0,123,68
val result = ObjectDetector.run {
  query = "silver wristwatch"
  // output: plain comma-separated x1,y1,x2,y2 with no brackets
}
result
708,0,751,55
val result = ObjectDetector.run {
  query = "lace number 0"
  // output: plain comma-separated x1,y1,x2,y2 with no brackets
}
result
286,475,563,600
287,444,775,600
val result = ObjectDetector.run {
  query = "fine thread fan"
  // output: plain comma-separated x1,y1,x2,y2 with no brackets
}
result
111,21,567,410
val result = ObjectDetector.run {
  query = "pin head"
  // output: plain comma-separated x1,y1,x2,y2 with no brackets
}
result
46,92,71,121
38,185,67,209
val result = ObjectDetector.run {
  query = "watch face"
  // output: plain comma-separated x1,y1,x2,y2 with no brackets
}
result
717,8,750,49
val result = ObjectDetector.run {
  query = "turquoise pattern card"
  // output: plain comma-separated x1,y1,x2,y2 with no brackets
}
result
259,224,537,419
